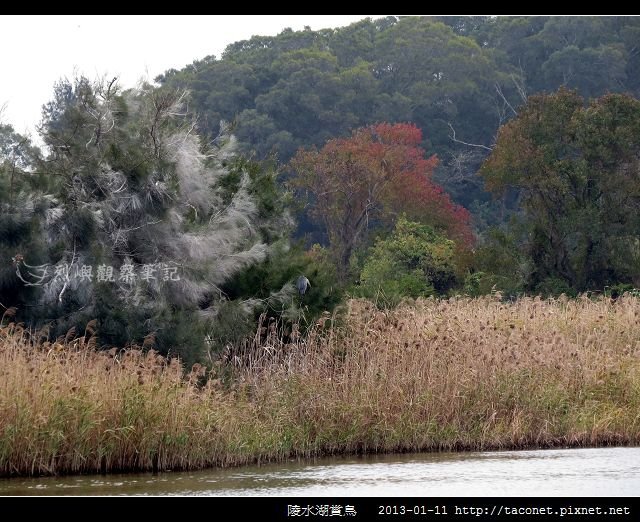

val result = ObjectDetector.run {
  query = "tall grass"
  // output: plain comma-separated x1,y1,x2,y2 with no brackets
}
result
1,295,640,477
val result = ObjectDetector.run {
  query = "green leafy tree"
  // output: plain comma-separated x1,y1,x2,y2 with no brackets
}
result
480,89,640,293
0,122,48,318
357,217,458,307
468,225,532,297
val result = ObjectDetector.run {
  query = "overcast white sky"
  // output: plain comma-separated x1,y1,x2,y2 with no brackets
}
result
0,15,379,137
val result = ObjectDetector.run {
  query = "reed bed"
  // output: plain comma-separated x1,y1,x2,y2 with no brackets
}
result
1,295,639,477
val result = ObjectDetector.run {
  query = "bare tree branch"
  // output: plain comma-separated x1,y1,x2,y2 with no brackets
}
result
495,83,518,117
511,71,528,103
447,123,493,151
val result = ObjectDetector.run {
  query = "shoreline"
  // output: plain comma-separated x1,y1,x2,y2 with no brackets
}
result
3,441,640,480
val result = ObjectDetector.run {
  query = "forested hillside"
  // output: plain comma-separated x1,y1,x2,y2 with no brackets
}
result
158,16,640,222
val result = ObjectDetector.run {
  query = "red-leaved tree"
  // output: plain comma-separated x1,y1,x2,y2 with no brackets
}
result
290,123,473,278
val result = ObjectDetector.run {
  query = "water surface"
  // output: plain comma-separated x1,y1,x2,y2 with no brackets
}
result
1,447,637,496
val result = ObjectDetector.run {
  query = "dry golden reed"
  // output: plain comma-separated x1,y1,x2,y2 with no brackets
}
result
1,295,639,477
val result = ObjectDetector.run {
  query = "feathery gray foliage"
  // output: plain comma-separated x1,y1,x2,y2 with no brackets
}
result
26,76,288,356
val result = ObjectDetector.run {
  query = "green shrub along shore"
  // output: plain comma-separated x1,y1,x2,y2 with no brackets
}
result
1,295,639,478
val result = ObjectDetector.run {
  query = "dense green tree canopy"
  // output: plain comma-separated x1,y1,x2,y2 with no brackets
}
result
480,89,640,293
458,16,640,98
357,217,458,307
158,16,640,231
0,123,46,316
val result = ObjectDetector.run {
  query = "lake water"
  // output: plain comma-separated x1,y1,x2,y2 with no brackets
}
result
1,447,638,496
